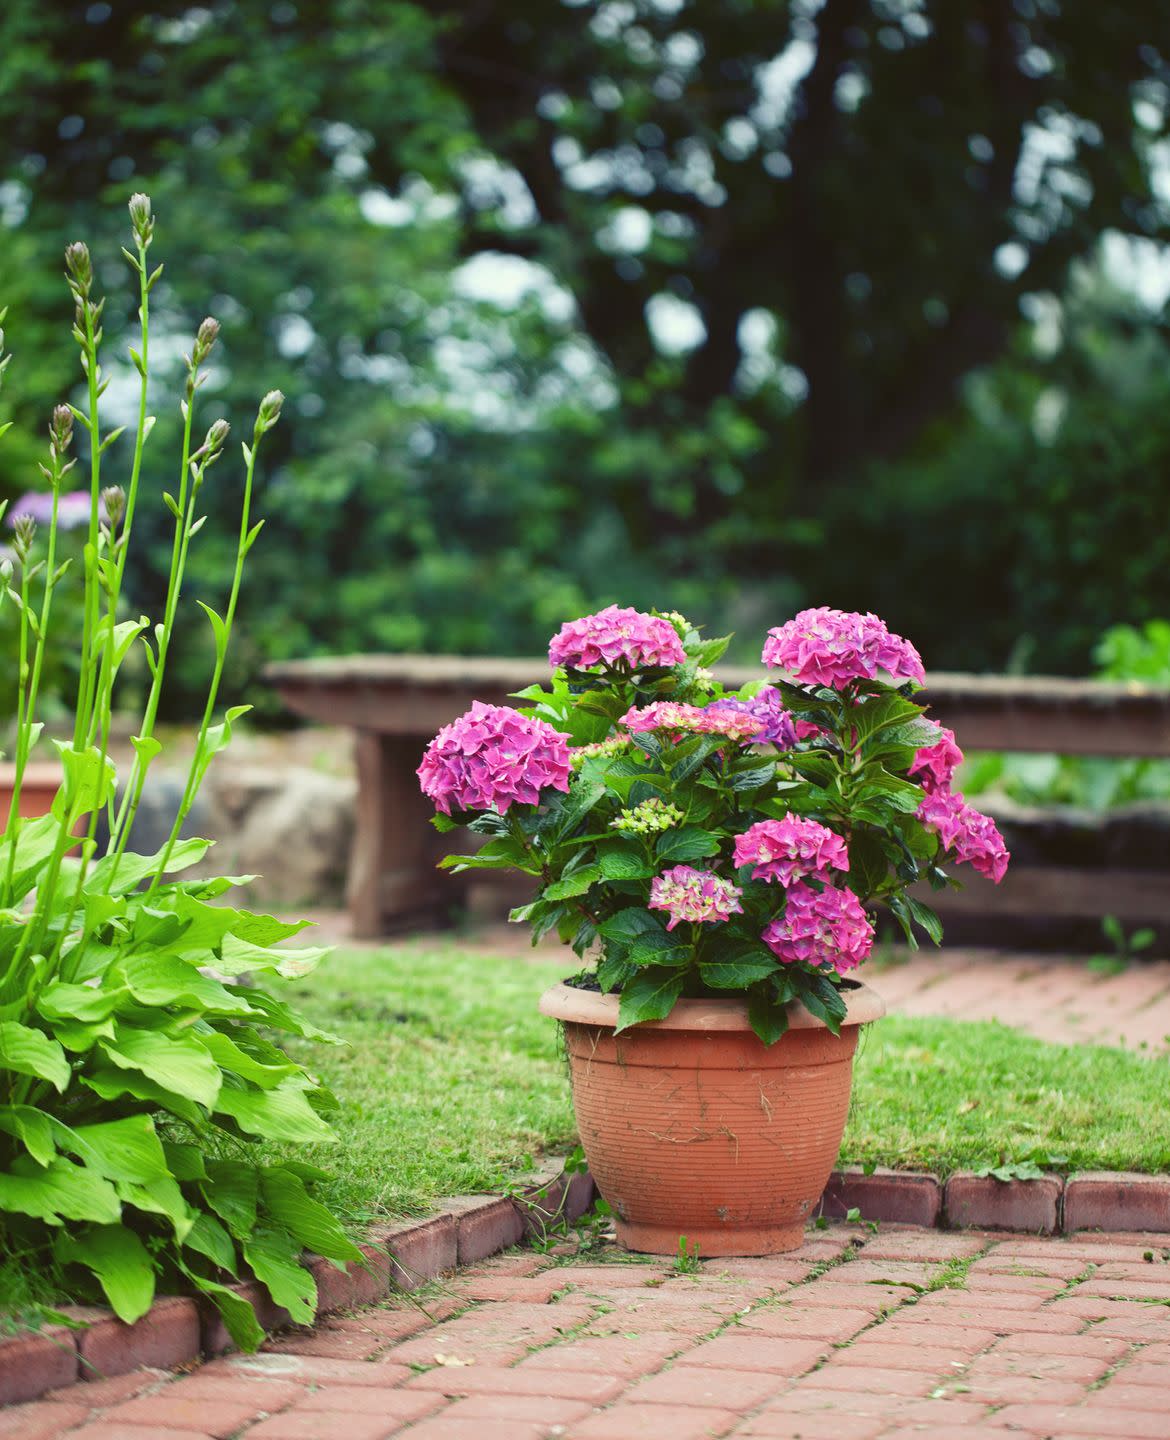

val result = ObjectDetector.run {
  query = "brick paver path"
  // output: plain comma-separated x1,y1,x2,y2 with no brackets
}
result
9,1223,1170,1438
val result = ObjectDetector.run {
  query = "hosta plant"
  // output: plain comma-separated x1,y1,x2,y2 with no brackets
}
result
0,197,357,1349
420,605,1009,1041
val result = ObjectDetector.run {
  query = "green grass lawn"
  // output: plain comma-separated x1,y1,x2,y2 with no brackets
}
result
276,939,1170,1226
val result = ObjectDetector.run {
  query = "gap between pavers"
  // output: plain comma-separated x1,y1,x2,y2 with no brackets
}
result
5,1161,1169,1409
0,1158,596,1408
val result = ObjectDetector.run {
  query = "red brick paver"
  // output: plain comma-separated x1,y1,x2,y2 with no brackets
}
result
9,1222,1170,1437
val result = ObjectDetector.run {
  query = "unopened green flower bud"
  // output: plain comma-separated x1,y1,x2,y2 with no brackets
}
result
0,556,11,583
128,192,154,247
256,389,284,433
64,241,93,291
205,418,230,454
659,610,691,639
610,797,685,835
50,404,74,454
192,316,220,366
12,514,36,558
101,485,125,528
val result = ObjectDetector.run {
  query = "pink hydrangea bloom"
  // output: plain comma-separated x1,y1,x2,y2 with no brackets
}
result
733,816,850,888
917,790,1010,884
549,605,686,671
702,687,801,748
621,701,764,742
762,608,925,688
649,865,744,931
417,701,571,815
909,722,964,794
761,882,875,974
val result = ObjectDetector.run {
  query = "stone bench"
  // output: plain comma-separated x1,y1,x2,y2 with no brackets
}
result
264,656,1170,947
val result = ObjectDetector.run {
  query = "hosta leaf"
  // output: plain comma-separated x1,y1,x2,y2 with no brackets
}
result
0,1021,70,1092
163,1142,207,1181
37,981,126,1025
215,1079,335,1144
614,966,685,1032
244,1226,317,1325
81,1066,203,1125
259,1168,361,1264
86,840,211,895
233,989,341,1044
0,1104,56,1166
56,1226,155,1323
214,937,331,980
51,743,116,825
183,1212,239,1275
117,1175,195,1241
186,1272,265,1352
197,1029,299,1089
65,1115,169,1183
51,1017,115,1053
0,1157,121,1224
100,1023,222,1110
118,952,254,1015
202,1161,259,1239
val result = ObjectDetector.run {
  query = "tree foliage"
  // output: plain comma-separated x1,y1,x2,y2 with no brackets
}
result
1,0,1168,709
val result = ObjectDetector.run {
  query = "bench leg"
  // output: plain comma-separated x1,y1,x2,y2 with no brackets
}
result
348,731,462,937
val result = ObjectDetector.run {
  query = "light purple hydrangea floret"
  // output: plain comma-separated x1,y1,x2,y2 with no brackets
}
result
702,686,801,748
549,604,686,672
761,882,875,974
621,701,764,742
417,701,571,816
648,865,744,931
909,722,964,794
762,607,925,689
733,816,850,888
917,790,1010,884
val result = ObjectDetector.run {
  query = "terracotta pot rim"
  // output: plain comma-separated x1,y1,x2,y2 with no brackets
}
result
538,976,885,1032
0,762,62,782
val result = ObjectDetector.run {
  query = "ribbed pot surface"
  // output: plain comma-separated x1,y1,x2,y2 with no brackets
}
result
541,981,883,1257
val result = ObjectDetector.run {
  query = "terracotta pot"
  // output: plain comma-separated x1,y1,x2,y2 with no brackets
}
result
539,979,885,1257
0,762,62,825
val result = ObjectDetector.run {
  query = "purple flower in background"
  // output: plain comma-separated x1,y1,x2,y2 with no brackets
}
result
649,865,744,931
549,604,686,672
763,608,925,688
417,701,571,815
6,490,103,533
909,722,964,794
917,789,1010,883
762,882,875,974
733,816,850,888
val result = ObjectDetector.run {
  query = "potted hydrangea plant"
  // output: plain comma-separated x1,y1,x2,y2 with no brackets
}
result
419,605,1008,1256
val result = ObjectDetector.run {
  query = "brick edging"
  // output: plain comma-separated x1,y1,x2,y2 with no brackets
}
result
820,1165,1170,1239
0,1159,595,1408
5,1162,1168,1407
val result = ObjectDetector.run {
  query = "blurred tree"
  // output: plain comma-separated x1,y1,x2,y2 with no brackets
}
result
0,0,1167,708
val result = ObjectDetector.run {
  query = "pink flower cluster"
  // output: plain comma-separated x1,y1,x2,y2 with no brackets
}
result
762,883,875,974
621,701,764,742
417,701,570,815
649,865,744,931
917,789,1010,884
733,816,850,888
763,608,925,689
549,605,686,672
909,722,964,794
702,687,802,749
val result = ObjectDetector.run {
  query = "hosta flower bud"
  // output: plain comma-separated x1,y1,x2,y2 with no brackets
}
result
192,316,220,366
256,389,284,432
64,241,93,291
50,404,74,454
205,418,230,453
101,485,125,527
128,192,154,246
12,514,36,557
